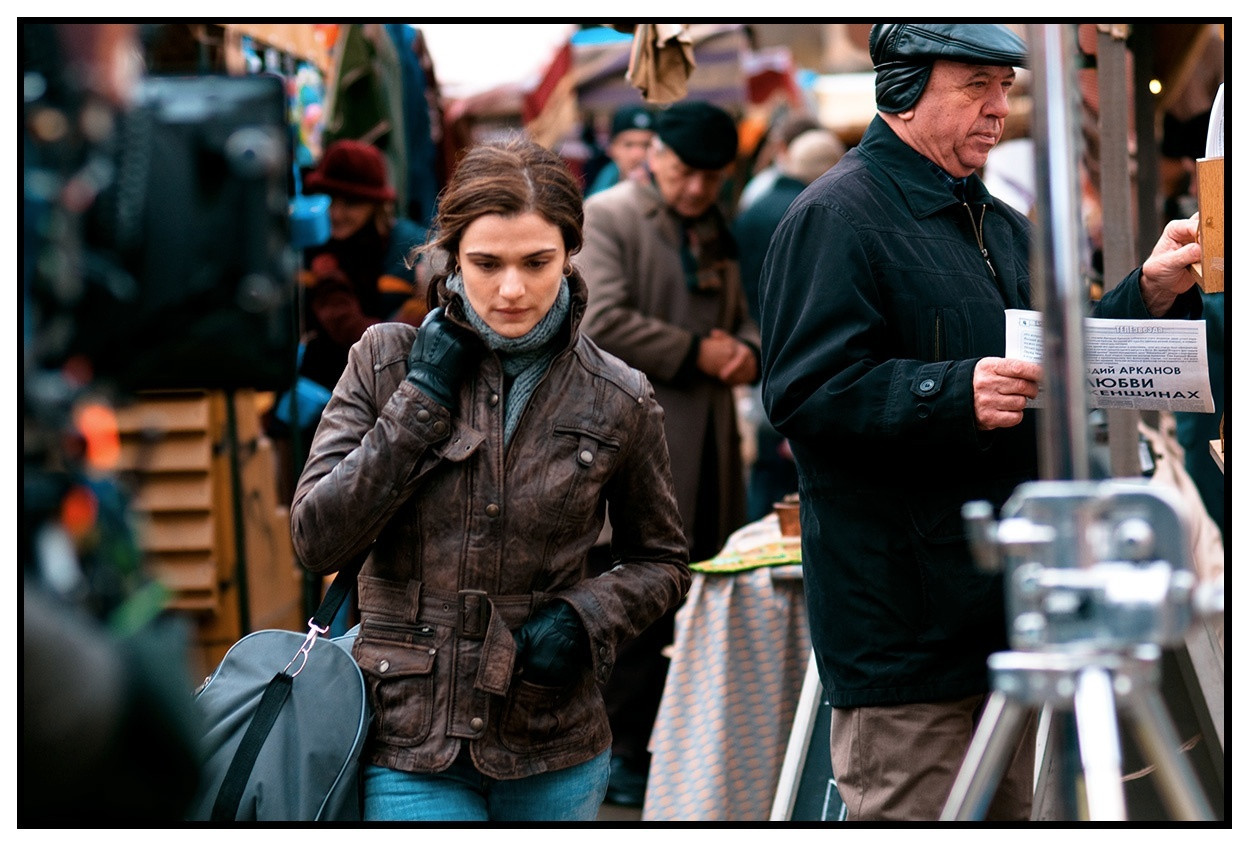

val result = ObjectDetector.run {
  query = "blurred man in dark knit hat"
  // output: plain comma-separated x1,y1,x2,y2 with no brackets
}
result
757,24,1205,820
586,104,657,196
579,100,759,806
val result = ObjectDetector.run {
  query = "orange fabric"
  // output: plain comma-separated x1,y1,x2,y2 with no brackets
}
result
391,298,428,327
376,273,415,296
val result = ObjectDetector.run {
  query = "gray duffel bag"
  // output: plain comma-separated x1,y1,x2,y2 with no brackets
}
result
187,562,370,821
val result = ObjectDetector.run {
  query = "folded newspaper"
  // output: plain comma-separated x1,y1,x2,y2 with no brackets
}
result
1004,309,1214,413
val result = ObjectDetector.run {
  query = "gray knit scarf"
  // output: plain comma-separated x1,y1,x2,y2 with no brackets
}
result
446,274,570,445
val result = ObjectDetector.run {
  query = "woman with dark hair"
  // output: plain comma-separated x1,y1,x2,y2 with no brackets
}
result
290,134,690,821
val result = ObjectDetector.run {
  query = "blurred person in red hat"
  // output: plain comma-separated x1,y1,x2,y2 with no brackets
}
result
300,139,429,396
271,140,431,483
268,139,431,512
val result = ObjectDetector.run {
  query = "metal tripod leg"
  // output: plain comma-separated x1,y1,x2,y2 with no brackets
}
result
940,691,1031,821
944,647,1218,822
1124,685,1216,820
1073,666,1127,820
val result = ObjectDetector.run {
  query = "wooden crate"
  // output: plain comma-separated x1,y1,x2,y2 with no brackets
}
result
115,389,303,657
116,391,221,614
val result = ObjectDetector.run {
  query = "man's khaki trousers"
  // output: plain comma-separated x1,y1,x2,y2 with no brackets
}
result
830,693,1036,821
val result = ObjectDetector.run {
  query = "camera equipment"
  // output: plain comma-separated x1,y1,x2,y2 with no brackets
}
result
70,73,297,392
943,481,1221,821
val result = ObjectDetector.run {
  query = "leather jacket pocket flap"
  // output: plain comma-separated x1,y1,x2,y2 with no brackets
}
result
576,434,599,467
353,638,435,678
554,424,621,463
352,639,435,746
357,574,421,621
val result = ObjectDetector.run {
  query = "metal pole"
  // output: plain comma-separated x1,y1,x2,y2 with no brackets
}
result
1028,23,1090,482
1096,25,1145,478
1026,23,1090,821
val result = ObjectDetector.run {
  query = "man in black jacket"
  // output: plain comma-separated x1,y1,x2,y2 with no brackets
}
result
757,24,1204,821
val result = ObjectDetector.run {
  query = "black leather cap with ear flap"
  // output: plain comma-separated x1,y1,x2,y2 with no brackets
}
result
869,23,1028,113
873,60,934,114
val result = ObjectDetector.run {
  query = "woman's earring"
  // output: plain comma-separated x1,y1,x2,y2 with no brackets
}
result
562,264,572,277
453,264,462,277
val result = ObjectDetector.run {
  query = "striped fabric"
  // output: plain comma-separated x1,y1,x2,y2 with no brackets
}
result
643,525,811,821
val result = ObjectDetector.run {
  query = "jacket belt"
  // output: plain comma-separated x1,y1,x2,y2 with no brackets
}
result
420,586,540,640
356,574,542,640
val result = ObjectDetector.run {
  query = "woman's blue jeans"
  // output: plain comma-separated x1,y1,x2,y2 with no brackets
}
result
363,747,611,821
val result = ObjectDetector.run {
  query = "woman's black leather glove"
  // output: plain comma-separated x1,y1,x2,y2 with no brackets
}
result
513,601,591,687
406,307,474,409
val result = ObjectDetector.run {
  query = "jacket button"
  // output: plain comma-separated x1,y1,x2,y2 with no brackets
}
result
416,409,431,422
470,717,484,732
378,660,390,673
432,420,447,436
489,393,500,407
599,646,607,657
579,450,594,464
485,503,501,517
919,378,936,393
917,403,931,419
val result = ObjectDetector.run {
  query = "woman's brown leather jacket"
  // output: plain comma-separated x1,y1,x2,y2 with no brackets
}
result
291,273,690,779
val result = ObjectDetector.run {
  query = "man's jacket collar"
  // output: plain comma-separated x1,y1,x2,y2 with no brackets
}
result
857,115,996,218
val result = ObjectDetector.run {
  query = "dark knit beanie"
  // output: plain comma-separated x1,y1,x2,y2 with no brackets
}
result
655,101,738,170
305,139,396,202
611,105,656,138
869,24,1028,114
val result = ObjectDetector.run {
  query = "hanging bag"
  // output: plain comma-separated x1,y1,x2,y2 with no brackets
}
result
187,554,370,821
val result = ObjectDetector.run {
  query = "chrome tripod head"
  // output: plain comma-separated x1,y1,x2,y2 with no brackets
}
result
963,480,1223,654
946,481,1222,822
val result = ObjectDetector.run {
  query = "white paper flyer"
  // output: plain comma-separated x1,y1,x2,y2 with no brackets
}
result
1004,309,1214,413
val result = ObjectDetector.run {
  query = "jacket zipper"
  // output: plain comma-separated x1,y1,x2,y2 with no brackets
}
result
963,203,997,281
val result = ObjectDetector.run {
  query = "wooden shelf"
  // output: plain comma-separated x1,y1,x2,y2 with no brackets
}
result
114,389,305,675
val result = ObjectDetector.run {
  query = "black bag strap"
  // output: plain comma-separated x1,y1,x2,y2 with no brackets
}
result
209,548,369,821
311,560,359,632
211,673,292,821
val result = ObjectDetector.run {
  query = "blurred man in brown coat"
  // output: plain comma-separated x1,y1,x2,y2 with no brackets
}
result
580,100,759,805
